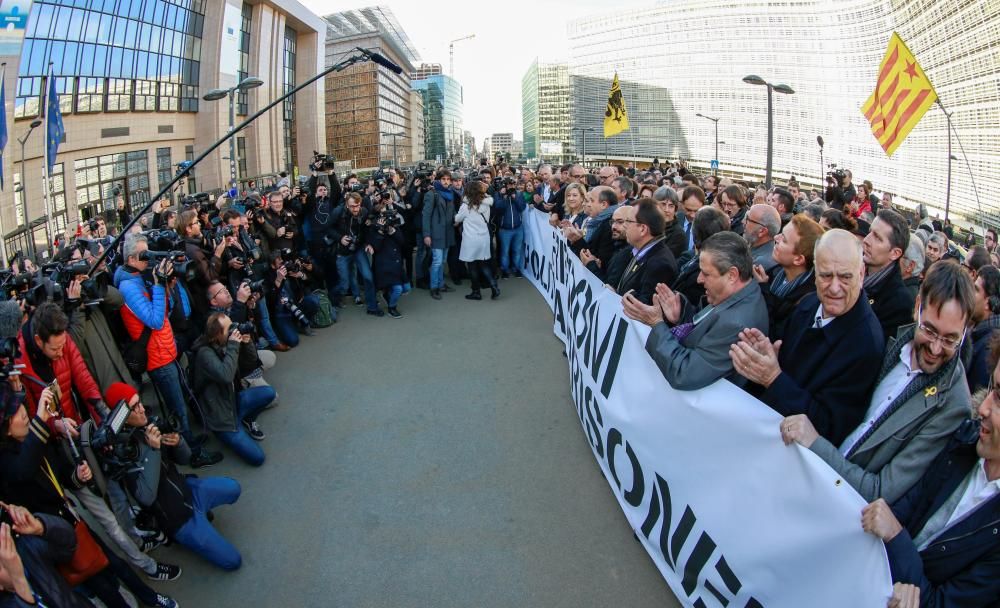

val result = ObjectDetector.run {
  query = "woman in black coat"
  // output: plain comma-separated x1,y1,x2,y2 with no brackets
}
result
368,202,407,319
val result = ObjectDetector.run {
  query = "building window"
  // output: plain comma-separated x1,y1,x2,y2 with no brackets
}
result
74,151,149,224
237,2,252,116
15,0,205,119
156,147,173,198
282,26,296,173
185,145,196,194
237,136,247,180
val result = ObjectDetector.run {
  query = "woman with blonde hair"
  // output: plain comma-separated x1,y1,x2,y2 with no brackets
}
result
552,182,588,229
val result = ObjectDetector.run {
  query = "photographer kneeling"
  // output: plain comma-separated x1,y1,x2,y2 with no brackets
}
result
193,312,275,459
102,383,243,571
266,251,319,347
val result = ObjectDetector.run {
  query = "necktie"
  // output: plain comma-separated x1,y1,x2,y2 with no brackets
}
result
684,221,693,250
671,322,695,344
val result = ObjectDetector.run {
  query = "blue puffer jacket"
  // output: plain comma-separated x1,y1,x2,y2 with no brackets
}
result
493,193,527,230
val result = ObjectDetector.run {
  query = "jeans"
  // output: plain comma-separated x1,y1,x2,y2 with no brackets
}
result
336,250,377,310
174,476,242,570
255,297,281,347
215,386,275,466
384,284,403,308
273,294,320,347
148,361,195,448
498,227,524,273
430,248,446,289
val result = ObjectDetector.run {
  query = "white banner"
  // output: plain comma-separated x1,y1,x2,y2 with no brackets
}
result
520,209,892,607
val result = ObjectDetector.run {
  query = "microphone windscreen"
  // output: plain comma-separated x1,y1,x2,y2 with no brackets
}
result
0,301,23,340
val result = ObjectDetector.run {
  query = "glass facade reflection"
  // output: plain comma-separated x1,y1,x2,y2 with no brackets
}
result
74,150,150,222
412,75,463,163
521,60,571,163
567,0,1000,223
16,0,205,118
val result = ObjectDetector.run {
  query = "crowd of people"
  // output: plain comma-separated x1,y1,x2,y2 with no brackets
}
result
0,151,996,606
0,157,529,607
519,158,998,607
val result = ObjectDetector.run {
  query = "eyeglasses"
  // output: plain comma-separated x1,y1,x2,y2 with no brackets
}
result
744,218,763,229
916,306,965,350
611,219,639,226
209,286,228,301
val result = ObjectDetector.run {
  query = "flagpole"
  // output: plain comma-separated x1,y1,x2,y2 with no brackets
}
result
937,97,987,242
41,63,54,258
0,62,8,269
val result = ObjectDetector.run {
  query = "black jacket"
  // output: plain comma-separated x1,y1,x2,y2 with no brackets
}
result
885,420,1000,608
330,205,370,255
570,219,616,270
662,220,688,260
614,238,678,304
760,267,817,341
585,240,630,286
866,263,916,342
369,225,407,290
671,253,706,308
755,293,885,446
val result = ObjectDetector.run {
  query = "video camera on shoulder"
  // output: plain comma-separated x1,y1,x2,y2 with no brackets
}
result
88,400,139,478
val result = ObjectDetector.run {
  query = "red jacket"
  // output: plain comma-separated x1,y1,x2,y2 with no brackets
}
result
17,329,104,434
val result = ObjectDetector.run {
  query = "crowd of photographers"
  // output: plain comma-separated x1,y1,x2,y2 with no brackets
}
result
516,158,998,608
0,152,538,607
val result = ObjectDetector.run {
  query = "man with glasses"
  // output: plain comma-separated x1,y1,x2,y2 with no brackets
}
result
614,198,677,303
581,204,635,287
781,261,974,503
742,203,781,273
597,166,616,187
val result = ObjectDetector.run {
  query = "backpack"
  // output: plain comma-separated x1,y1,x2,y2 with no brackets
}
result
311,290,336,328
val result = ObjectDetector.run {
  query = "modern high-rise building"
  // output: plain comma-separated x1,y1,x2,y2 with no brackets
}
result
567,0,1000,224
323,6,419,170
490,132,513,158
410,63,441,80
2,0,326,257
521,59,572,164
463,131,476,161
411,72,463,163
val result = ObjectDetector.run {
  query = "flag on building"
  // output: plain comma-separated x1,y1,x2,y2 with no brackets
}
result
604,72,629,138
861,32,937,157
0,72,7,191
45,68,64,172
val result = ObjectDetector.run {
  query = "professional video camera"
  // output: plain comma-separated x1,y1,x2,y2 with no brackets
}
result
296,175,310,197
348,182,366,193
313,151,336,171
826,165,847,186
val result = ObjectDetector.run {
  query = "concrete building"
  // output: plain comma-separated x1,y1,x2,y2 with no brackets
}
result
322,6,420,170
567,0,1000,225
409,89,425,163
411,72,463,164
410,63,442,80
2,0,326,257
490,132,513,159
521,59,572,164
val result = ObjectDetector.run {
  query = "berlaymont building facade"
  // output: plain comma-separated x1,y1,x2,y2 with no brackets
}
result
0,0,327,258
567,0,999,226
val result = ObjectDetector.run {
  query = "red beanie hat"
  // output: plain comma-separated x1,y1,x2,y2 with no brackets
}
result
104,383,138,408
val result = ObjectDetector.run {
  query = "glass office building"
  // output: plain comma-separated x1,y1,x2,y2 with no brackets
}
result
567,0,1000,224
521,59,572,164
412,74,464,163
0,0,327,257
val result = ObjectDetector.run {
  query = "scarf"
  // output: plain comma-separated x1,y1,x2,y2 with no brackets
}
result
433,181,455,202
863,263,895,290
770,267,814,299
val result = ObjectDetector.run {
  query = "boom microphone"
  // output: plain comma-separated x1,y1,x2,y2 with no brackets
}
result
358,48,403,75
817,136,824,148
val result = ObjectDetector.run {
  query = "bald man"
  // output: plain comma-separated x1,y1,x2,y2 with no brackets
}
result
730,229,885,445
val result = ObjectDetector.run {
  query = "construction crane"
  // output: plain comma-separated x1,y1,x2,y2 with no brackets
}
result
449,34,475,77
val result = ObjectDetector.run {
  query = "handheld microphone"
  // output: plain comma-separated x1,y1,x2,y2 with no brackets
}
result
357,48,403,75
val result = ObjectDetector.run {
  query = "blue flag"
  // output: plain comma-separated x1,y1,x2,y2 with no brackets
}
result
0,77,7,191
45,71,63,172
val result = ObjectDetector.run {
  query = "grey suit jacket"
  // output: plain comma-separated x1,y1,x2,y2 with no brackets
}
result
645,280,769,391
809,325,971,503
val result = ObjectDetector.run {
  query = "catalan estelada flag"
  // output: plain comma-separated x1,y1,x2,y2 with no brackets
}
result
861,32,937,157
604,73,629,138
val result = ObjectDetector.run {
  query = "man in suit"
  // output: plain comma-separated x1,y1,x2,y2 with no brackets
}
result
581,204,633,287
861,408,1000,608
614,198,678,303
864,209,916,340
781,261,975,503
731,229,885,446
743,203,781,274
622,231,768,390
680,186,706,253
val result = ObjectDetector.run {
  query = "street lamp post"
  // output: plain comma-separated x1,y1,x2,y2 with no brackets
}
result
15,119,43,261
203,76,264,190
571,127,594,165
742,75,795,188
695,113,720,176
380,131,405,167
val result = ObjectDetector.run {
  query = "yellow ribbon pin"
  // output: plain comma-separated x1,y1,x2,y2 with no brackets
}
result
925,386,938,397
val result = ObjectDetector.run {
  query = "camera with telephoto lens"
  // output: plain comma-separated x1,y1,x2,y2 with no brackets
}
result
139,249,194,282
313,151,336,171
348,183,366,193
218,225,235,239
242,278,265,295
280,297,310,326
145,413,177,436
342,235,357,252
88,400,140,479
228,321,254,335
296,176,310,197
86,218,100,234
56,260,92,288
284,259,302,274
0,336,24,379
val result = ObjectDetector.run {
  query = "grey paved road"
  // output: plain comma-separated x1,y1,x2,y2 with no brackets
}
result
157,279,681,608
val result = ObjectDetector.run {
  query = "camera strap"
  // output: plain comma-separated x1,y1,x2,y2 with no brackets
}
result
42,457,82,522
